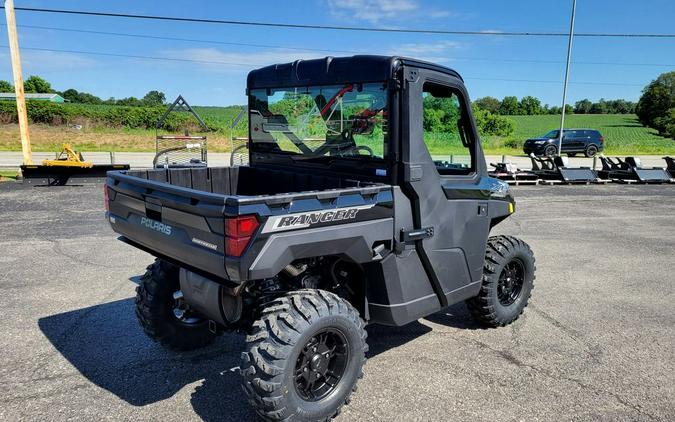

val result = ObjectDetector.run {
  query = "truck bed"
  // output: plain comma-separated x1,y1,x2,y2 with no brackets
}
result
106,166,393,282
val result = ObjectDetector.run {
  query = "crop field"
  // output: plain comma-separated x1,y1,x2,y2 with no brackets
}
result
502,114,675,155
1,112,674,155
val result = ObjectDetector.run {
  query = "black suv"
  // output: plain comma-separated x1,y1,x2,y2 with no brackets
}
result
523,129,605,157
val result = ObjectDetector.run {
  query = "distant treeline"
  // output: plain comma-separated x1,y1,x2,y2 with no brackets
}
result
0,76,167,107
472,96,637,116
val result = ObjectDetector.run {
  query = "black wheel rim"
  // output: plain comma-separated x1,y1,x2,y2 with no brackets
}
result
293,329,350,402
497,259,525,306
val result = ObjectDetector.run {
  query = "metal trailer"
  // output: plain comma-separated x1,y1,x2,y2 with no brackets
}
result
488,162,539,185
528,154,599,183
663,156,675,179
153,95,209,168
599,157,672,183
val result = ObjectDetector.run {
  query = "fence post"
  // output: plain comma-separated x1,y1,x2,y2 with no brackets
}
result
501,154,506,163
592,156,597,170
110,151,115,164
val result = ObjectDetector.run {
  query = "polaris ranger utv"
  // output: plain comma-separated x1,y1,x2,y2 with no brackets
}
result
105,56,535,421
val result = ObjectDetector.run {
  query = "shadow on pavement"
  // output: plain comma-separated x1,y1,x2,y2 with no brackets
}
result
38,298,253,421
38,296,459,420
424,303,484,330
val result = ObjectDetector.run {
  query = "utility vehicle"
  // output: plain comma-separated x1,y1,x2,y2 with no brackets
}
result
523,128,604,157
105,56,536,421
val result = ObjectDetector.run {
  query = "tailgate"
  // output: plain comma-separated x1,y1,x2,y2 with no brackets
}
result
106,171,228,279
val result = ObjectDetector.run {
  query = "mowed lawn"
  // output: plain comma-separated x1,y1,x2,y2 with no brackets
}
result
503,114,675,155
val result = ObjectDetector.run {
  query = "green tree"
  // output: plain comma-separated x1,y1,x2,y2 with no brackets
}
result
23,75,53,93
0,80,14,92
589,99,608,114
473,96,501,114
519,96,542,115
499,96,519,115
142,90,166,106
574,99,592,114
116,97,143,107
636,71,675,133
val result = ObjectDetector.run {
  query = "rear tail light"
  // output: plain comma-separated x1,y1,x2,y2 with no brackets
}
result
599,136,605,144
104,185,109,212
224,215,259,257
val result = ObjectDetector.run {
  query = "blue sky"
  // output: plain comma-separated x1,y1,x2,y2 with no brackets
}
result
1,0,674,106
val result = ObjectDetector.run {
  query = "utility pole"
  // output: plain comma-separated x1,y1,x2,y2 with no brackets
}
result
557,0,577,157
4,0,32,165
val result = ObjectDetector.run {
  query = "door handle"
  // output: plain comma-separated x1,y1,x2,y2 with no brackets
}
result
400,227,434,243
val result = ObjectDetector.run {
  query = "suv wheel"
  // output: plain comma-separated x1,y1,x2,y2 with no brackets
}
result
585,145,599,158
241,289,367,421
135,259,216,351
466,236,535,327
544,145,557,157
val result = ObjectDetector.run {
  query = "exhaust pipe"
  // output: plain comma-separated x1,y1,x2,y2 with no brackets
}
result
179,268,242,326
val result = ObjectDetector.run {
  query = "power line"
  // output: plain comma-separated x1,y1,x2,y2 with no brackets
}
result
2,6,675,38
0,44,647,87
2,23,674,68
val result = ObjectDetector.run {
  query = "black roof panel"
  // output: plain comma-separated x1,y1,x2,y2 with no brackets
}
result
247,55,462,90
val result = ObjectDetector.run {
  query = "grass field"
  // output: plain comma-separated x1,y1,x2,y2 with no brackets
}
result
1,113,673,155
501,114,675,155
0,170,19,181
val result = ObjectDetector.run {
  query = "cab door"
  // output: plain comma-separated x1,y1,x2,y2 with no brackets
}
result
399,67,491,307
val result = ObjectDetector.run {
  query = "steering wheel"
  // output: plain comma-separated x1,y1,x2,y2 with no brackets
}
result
338,129,374,157
349,145,374,156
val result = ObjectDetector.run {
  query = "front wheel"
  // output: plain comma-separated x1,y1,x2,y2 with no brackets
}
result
241,289,367,421
466,236,536,327
544,145,558,157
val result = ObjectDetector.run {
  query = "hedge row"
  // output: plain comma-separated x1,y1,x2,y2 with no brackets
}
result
0,101,216,132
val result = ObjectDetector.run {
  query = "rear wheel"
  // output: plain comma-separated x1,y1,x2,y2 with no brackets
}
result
135,259,216,351
466,236,535,327
241,289,367,421
544,145,557,157
585,145,599,158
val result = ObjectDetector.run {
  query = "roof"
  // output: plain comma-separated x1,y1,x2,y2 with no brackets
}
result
247,55,462,90
0,93,63,100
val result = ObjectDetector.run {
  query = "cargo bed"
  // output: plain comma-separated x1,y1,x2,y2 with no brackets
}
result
106,166,392,281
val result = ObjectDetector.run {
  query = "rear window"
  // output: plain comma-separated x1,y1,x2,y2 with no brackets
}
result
586,130,601,138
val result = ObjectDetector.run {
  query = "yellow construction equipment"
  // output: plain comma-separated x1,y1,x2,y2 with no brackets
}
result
41,144,94,168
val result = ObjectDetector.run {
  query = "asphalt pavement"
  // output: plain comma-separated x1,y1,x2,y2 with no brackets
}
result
0,182,673,421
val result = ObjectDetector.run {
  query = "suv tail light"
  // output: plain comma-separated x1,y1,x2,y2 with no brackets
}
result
599,136,605,144
104,185,110,212
224,215,259,257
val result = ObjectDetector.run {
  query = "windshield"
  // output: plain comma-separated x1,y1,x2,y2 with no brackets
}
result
543,130,560,139
249,83,388,163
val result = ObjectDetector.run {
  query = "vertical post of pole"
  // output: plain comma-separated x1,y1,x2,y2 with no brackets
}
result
4,0,32,165
557,0,577,157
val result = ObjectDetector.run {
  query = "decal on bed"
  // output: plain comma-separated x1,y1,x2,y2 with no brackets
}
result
261,204,375,233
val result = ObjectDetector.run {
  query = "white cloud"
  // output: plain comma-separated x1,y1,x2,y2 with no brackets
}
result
387,40,464,63
0,50,97,73
327,0,417,23
327,0,456,23
161,48,326,72
0,49,98,74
